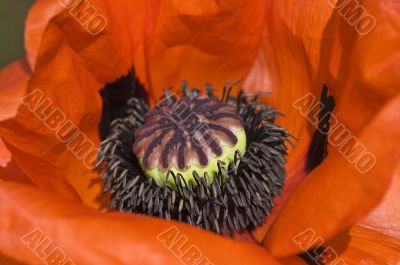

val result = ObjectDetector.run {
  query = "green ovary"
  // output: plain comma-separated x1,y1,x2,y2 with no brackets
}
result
142,129,247,188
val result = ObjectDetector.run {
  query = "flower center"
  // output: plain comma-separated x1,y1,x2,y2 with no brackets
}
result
133,95,247,187
98,78,292,235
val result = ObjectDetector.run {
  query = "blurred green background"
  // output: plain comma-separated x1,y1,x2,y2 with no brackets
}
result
0,0,35,68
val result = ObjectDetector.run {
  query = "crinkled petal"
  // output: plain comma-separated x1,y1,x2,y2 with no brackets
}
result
25,0,129,83
264,92,400,257
244,0,337,175
0,60,31,168
0,181,280,265
0,253,24,265
133,0,268,100
25,0,268,101
248,0,337,241
359,164,400,239
24,0,64,70
247,0,400,247
0,60,31,121
328,226,400,264
0,19,106,206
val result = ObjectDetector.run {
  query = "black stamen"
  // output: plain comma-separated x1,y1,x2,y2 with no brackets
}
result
98,82,294,235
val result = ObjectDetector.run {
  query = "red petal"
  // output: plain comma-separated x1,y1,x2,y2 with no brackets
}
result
1,22,106,205
0,60,31,121
359,165,400,239
0,181,281,265
132,0,268,100
25,0,64,70
248,0,337,242
248,0,400,246
264,93,400,257
0,60,31,168
329,226,400,264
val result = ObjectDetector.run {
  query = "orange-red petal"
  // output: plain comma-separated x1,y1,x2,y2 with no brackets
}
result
0,60,31,168
248,0,338,242
244,0,337,171
247,0,400,248
0,180,281,265
0,254,24,265
327,226,400,264
25,0,129,83
24,0,64,70
359,164,400,239
0,60,31,121
0,15,108,206
26,0,268,101
264,92,400,257
133,0,268,101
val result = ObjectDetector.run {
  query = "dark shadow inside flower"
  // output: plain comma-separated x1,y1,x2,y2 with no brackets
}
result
99,70,149,140
97,74,296,235
306,85,336,173
296,229,351,265
298,246,326,265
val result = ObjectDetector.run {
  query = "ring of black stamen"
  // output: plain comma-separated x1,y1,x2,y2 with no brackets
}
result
98,83,294,235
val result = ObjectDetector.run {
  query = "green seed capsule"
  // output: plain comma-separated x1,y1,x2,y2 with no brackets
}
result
133,95,246,188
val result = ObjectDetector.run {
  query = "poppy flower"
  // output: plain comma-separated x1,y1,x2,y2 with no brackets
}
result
0,0,399,264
